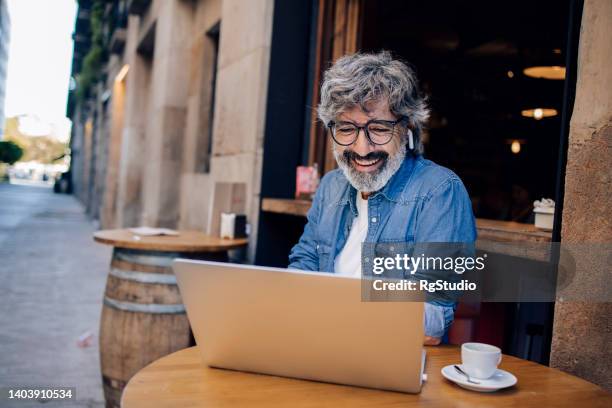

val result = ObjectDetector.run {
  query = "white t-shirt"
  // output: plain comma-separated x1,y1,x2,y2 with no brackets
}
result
332,191,446,338
332,191,447,338
334,192,368,277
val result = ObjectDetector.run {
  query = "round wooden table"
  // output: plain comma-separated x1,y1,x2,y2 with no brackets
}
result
121,345,611,407
94,229,248,408
93,229,249,252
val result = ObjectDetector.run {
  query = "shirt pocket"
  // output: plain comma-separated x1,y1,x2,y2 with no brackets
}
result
316,242,332,273
374,236,416,258
372,238,416,279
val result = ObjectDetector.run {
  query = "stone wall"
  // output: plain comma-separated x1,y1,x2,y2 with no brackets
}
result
177,0,222,231
205,0,273,261
146,0,273,263
100,54,127,229
550,0,612,391
115,14,150,228
134,0,193,228
105,0,273,262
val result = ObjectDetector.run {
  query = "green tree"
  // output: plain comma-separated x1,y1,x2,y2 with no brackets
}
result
3,117,68,164
0,141,24,165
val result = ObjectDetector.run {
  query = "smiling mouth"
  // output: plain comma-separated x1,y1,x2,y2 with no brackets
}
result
353,157,382,167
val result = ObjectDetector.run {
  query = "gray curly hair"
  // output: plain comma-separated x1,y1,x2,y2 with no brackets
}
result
318,51,429,154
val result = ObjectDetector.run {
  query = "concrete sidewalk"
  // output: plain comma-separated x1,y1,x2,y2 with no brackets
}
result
0,183,110,407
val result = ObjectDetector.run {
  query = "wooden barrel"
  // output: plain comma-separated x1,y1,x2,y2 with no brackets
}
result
99,248,226,408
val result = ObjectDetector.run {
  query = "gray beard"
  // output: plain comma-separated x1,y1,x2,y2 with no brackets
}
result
333,140,407,193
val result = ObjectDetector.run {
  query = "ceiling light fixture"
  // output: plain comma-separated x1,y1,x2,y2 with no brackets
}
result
521,108,558,120
523,66,565,80
505,139,526,154
115,64,130,83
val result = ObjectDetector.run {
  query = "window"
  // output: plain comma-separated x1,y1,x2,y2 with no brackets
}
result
194,21,220,173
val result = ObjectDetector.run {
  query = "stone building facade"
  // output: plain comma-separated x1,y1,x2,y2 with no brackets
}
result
69,0,271,263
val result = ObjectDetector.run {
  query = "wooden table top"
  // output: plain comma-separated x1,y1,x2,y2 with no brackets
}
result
93,229,248,252
121,346,611,408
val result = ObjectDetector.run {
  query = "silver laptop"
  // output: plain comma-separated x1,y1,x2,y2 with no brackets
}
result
173,259,426,393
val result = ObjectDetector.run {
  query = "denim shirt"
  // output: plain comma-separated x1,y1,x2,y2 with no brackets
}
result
288,153,477,338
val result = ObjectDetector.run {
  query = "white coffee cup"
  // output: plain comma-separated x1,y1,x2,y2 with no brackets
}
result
461,342,502,379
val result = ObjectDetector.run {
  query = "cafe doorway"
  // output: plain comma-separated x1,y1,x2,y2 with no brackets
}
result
256,0,582,365
300,0,579,364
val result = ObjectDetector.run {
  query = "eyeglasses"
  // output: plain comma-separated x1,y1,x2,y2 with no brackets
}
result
327,117,408,146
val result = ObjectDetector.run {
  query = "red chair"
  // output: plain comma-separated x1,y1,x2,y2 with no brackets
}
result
448,302,505,348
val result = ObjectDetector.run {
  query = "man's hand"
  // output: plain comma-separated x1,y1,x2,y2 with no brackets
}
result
424,336,441,346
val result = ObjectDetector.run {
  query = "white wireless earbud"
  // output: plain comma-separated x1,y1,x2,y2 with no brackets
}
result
407,129,414,150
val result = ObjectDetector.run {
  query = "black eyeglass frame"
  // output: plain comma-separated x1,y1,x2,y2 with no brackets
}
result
326,116,409,146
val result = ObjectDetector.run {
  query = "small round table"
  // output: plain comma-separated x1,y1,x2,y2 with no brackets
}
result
121,346,611,407
94,229,248,408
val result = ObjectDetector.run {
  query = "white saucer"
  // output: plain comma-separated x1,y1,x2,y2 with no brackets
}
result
441,365,517,392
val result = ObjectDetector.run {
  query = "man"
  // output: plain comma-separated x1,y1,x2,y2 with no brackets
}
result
288,51,477,345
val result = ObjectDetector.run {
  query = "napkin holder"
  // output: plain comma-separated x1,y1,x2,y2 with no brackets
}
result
220,213,247,239
533,198,555,231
